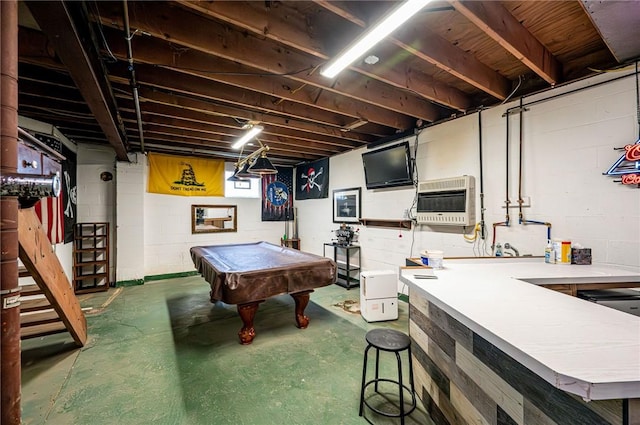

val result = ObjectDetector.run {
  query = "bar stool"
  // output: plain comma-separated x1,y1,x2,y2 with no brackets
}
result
359,328,416,424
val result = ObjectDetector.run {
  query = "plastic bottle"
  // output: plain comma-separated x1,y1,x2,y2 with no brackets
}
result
495,243,503,257
552,238,562,263
544,240,554,264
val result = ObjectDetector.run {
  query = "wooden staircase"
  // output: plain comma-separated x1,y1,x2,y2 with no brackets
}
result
18,208,87,346
19,276,69,340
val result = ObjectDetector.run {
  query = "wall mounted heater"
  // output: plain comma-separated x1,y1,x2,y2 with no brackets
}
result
416,175,476,226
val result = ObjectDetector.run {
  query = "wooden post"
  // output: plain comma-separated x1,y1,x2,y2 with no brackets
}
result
1,1,22,423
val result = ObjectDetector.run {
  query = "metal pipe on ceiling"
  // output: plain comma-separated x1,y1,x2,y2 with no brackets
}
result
123,0,145,153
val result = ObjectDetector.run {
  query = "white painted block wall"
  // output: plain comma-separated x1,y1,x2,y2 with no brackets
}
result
116,153,145,282
76,145,117,282
66,70,639,285
114,156,286,279
297,71,640,283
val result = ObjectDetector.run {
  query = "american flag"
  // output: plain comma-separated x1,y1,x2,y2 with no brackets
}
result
262,167,294,221
34,196,64,245
31,132,66,245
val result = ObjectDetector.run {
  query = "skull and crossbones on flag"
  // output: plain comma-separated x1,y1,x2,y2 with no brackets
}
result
295,158,329,200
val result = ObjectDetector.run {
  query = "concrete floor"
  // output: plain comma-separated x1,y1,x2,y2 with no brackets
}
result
21,276,433,425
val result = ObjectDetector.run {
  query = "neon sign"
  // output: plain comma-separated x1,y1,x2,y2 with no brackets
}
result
625,143,640,161
604,139,640,186
621,174,640,185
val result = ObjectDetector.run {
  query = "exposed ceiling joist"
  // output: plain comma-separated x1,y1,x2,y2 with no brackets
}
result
450,0,562,85
25,1,129,160
16,1,633,164
96,1,436,126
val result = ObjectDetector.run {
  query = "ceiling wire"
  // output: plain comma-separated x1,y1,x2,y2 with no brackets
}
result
90,1,118,63
25,105,96,120
500,75,522,105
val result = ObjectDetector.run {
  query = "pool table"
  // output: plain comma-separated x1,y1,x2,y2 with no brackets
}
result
190,241,337,344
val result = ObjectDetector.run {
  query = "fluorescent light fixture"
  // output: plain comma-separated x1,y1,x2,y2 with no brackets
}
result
320,0,432,79
231,125,264,149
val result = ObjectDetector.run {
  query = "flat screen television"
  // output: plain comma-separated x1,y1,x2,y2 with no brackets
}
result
362,141,414,189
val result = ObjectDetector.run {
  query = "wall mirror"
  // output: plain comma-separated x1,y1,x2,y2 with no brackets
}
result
191,204,237,234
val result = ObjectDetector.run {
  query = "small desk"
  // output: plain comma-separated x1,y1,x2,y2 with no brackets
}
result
190,241,336,344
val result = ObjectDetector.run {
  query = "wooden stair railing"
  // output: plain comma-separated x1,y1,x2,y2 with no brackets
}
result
18,208,86,346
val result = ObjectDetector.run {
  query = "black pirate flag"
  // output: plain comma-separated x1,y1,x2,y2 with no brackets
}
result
295,157,329,200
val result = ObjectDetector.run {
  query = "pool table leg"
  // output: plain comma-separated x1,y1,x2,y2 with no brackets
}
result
237,301,263,345
291,290,314,329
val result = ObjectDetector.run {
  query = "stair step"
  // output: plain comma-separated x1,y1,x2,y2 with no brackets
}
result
20,297,52,313
20,322,68,340
20,309,61,327
20,284,42,297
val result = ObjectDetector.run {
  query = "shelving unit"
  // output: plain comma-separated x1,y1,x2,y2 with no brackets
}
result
281,238,301,250
73,222,110,294
359,218,412,229
323,243,360,289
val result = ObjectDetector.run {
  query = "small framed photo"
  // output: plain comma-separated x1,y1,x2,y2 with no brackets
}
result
234,180,251,190
333,187,361,223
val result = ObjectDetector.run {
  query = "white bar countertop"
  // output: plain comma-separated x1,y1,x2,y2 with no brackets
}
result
399,258,640,401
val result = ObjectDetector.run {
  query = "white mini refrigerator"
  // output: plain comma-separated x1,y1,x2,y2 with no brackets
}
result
360,270,398,322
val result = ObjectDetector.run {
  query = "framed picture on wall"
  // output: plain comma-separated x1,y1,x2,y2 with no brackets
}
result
333,187,361,223
234,180,251,189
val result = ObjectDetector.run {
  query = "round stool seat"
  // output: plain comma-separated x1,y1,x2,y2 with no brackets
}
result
359,328,416,424
365,328,411,352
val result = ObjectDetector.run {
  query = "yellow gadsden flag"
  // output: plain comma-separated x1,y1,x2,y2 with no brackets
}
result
148,152,225,196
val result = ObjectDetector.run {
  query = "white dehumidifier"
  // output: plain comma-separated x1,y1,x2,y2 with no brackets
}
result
360,270,398,322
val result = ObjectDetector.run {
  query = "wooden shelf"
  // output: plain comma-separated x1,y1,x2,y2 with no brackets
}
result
73,222,110,294
281,238,300,250
359,218,412,229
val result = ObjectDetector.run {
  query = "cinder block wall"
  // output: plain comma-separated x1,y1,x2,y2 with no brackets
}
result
71,70,639,284
297,71,640,279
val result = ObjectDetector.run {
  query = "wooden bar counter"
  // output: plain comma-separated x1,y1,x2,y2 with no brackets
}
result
399,258,640,425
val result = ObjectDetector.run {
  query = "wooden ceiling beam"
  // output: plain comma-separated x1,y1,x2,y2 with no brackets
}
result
315,0,511,100
121,121,322,161
107,63,387,133
18,59,77,90
125,85,378,143
177,0,470,111
115,92,364,150
17,26,66,71
56,123,104,135
18,80,87,105
19,93,93,117
16,110,107,146
25,1,129,160
450,0,561,85
100,27,415,130
96,1,432,125
117,107,344,156
126,139,302,165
